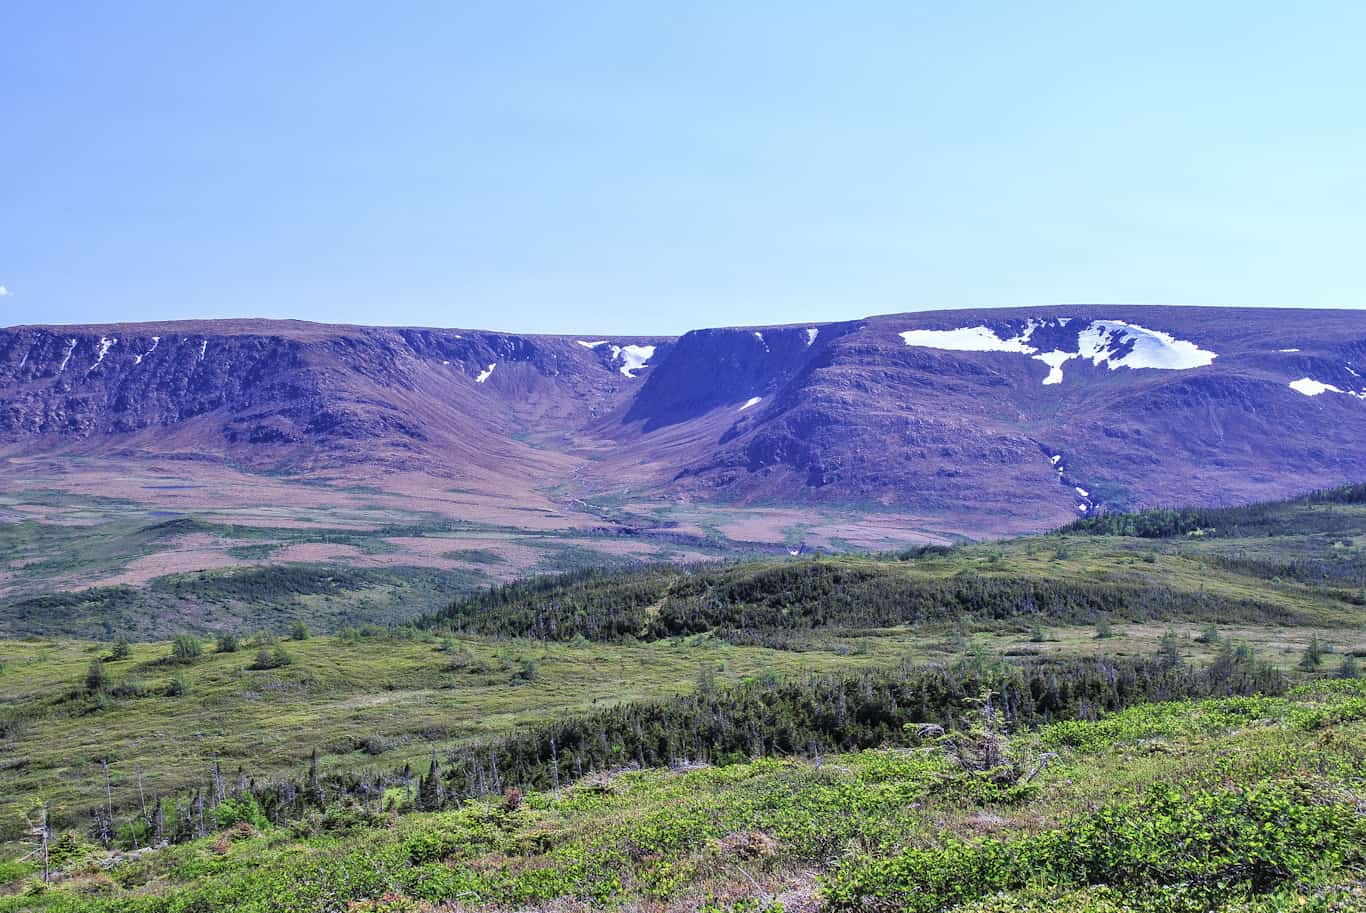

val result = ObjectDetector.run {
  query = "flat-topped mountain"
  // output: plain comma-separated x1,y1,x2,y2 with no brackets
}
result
4,305,1365,531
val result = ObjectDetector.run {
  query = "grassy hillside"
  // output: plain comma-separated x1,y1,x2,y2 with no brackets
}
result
6,680,1364,912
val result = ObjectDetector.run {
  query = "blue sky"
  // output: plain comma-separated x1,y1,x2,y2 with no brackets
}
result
2,2,1364,334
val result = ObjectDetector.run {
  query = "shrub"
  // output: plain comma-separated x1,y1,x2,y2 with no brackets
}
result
109,636,132,661
250,644,294,670
165,674,191,696
216,632,240,653
107,678,147,698
824,781,1366,912
290,619,310,642
171,635,203,663
212,796,269,831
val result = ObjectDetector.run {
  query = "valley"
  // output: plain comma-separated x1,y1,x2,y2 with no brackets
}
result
3,310,1366,911
4,305,1365,632
1,486,1364,909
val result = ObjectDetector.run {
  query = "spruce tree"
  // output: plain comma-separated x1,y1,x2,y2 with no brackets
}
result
418,750,444,811
1298,635,1324,671
85,658,108,693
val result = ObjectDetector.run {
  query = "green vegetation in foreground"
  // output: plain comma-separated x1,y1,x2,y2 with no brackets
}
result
0,628,942,847
2,485,1365,910
6,680,1364,912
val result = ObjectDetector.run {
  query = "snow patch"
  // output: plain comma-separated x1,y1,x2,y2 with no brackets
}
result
1049,454,1062,466
57,339,77,373
805,328,819,346
1035,351,1074,385
1289,378,1341,396
198,340,208,362
475,363,496,383
1347,366,1361,379
1077,503,1089,513
900,326,1036,354
1278,348,1301,353
17,349,29,369
753,331,769,352
1075,486,1090,498
578,339,655,377
1076,320,1216,371
1289,377,1366,400
901,318,1216,385
739,396,762,411
133,336,161,365
87,337,117,372
618,344,655,378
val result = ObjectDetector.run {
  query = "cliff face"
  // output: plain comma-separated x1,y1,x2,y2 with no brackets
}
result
0,322,667,472
4,306,1366,525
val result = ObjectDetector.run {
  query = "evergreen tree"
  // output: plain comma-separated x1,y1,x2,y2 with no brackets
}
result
110,636,132,661
85,657,108,693
417,750,444,811
1297,635,1324,671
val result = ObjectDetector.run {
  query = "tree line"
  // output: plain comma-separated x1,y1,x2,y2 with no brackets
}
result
1063,482,1366,539
50,647,1284,851
418,558,1298,644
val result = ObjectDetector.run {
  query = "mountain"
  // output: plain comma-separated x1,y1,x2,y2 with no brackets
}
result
3,306,1365,536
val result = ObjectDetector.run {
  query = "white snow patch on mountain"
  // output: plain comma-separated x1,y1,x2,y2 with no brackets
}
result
618,345,655,378
1347,367,1361,379
17,349,29,369
57,339,77,374
1289,378,1341,396
577,340,654,377
1077,503,1089,513
1049,454,1062,465
739,396,762,411
1076,320,1216,372
88,337,117,372
476,363,496,383
752,331,769,353
1035,351,1074,385
1278,348,1301,353
1075,486,1090,498
1289,377,1366,400
133,336,161,365
198,340,208,362
805,328,819,346
901,319,1216,385
900,326,1036,354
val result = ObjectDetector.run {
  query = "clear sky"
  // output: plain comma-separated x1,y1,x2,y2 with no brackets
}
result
2,2,1364,334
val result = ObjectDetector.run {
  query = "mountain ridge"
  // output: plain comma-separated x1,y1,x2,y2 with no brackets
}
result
4,305,1366,533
